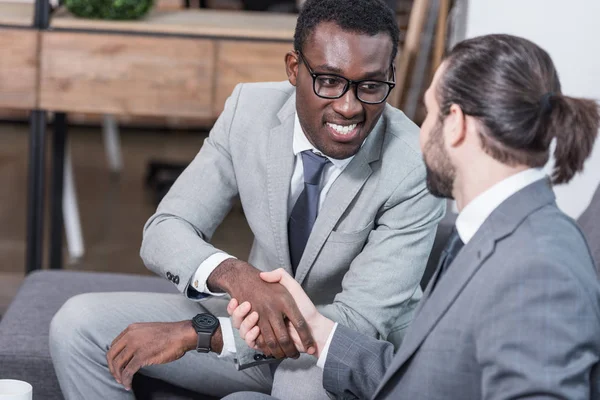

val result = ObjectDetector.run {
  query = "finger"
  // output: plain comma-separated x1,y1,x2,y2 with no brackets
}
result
110,328,129,349
255,333,272,357
284,303,316,355
245,326,261,348
120,356,141,391
257,320,285,359
274,271,306,300
269,315,299,359
258,268,286,283
107,337,128,382
286,321,305,352
231,302,252,330
239,311,259,339
227,298,239,316
112,346,135,385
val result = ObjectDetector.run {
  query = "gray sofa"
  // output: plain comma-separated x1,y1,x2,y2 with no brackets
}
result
1,189,597,400
578,184,600,271
0,271,213,400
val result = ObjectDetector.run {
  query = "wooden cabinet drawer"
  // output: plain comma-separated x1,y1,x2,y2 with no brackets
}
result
39,31,216,118
214,40,291,115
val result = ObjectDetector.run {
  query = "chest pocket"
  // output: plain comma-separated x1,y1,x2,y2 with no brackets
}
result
327,221,374,243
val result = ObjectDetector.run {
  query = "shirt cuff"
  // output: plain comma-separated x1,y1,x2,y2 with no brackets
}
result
217,317,237,358
316,322,338,369
190,253,236,296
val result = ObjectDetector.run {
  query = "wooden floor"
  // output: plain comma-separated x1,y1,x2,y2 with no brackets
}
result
0,122,253,315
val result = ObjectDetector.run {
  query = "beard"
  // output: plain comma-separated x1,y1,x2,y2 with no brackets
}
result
423,119,456,199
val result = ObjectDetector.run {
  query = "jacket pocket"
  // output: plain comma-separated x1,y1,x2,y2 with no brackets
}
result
327,221,375,243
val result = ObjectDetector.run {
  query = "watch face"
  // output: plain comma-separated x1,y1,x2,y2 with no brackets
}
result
193,314,219,330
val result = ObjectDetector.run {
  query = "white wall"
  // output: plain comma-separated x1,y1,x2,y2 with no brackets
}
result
462,0,600,218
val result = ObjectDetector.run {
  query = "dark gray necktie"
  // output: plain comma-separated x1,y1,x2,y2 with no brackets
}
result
431,227,464,291
288,151,330,273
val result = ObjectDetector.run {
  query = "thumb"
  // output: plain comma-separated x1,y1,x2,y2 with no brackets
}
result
262,269,305,300
259,268,287,283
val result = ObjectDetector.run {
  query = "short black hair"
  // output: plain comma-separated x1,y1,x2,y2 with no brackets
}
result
294,0,399,63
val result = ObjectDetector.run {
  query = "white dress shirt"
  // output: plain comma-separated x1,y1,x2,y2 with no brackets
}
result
189,114,355,357
316,168,548,367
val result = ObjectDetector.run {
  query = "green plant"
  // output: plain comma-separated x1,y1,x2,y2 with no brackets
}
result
65,0,154,20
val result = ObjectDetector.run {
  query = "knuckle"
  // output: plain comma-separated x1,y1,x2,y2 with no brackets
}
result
233,308,244,317
277,335,291,347
294,318,309,331
127,323,139,331
266,340,278,350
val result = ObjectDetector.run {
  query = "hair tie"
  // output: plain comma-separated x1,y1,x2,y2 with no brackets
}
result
540,92,554,114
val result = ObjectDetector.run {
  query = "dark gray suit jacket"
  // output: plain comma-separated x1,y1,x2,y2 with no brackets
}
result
323,179,600,399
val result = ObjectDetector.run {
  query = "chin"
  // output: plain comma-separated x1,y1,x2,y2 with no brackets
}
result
425,168,454,199
323,145,361,160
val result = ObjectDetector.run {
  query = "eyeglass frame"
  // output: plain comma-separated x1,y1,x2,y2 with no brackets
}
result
296,51,396,105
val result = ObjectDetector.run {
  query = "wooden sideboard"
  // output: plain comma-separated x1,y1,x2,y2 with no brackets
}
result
40,9,295,119
0,2,298,273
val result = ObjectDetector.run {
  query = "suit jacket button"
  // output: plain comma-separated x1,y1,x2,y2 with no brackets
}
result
174,276,180,285
166,272,173,281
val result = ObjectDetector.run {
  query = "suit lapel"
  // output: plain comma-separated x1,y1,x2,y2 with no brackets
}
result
266,95,296,275
372,178,556,399
373,230,496,398
294,118,385,285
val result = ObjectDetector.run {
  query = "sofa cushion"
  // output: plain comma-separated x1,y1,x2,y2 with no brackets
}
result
0,270,214,400
578,184,600,270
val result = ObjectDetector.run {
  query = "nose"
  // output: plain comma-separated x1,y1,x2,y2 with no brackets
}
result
331,86,363,119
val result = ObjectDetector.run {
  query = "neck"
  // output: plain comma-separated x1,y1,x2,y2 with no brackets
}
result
452,158,529,212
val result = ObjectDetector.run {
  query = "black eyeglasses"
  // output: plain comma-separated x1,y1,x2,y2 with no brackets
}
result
297,51,396,105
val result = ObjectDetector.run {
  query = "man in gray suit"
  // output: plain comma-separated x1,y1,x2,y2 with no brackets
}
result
48,0,444,399
227,34,600,399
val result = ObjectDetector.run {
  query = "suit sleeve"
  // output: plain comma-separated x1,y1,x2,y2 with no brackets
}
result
317,164,445,341
140,84,243,296
322,324,396,399
476,252,600,399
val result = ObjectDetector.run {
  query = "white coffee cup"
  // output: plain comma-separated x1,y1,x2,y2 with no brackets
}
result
0,380,32,400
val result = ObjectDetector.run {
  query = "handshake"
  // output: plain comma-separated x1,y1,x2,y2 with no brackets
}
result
226,268,336,360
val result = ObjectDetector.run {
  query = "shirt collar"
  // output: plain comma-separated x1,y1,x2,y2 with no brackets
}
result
293,113,354,170
455,168,547,244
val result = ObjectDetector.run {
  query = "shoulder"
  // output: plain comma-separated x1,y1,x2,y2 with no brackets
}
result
222,81,295,138
376,106,428,193
380,105,422,164
232,81,295,109
479,204,600,316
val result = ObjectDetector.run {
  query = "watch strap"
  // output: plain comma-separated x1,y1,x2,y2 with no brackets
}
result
196,330,213,353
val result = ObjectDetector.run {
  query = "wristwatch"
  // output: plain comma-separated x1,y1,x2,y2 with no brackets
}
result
191,313,220,353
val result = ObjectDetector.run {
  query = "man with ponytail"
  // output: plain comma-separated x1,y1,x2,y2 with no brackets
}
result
226,34,600,399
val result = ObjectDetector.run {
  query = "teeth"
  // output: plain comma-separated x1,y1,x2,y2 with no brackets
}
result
327,123,357,135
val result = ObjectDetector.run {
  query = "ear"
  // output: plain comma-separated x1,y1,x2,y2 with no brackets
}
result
285,51,300,87
443,103,467,147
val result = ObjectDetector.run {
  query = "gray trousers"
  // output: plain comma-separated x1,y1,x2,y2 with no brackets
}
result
49,292,328,400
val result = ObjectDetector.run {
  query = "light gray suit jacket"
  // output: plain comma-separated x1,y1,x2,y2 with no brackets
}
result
323,179,600,399
140,81,445,368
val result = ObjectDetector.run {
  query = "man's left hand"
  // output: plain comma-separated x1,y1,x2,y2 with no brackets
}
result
107,321,198,390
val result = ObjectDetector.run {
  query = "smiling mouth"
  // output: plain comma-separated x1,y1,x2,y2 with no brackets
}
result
326,122,359,136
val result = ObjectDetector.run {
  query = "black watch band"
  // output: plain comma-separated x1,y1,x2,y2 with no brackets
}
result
191,313,220,353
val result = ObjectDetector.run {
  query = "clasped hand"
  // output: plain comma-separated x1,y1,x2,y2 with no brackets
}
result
227,268,334,358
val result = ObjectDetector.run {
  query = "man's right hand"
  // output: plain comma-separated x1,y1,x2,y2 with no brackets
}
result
207,259,316,359
228,268,335,358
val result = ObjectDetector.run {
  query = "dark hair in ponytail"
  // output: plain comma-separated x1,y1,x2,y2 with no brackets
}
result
437,34,599,184
547,95,599,183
